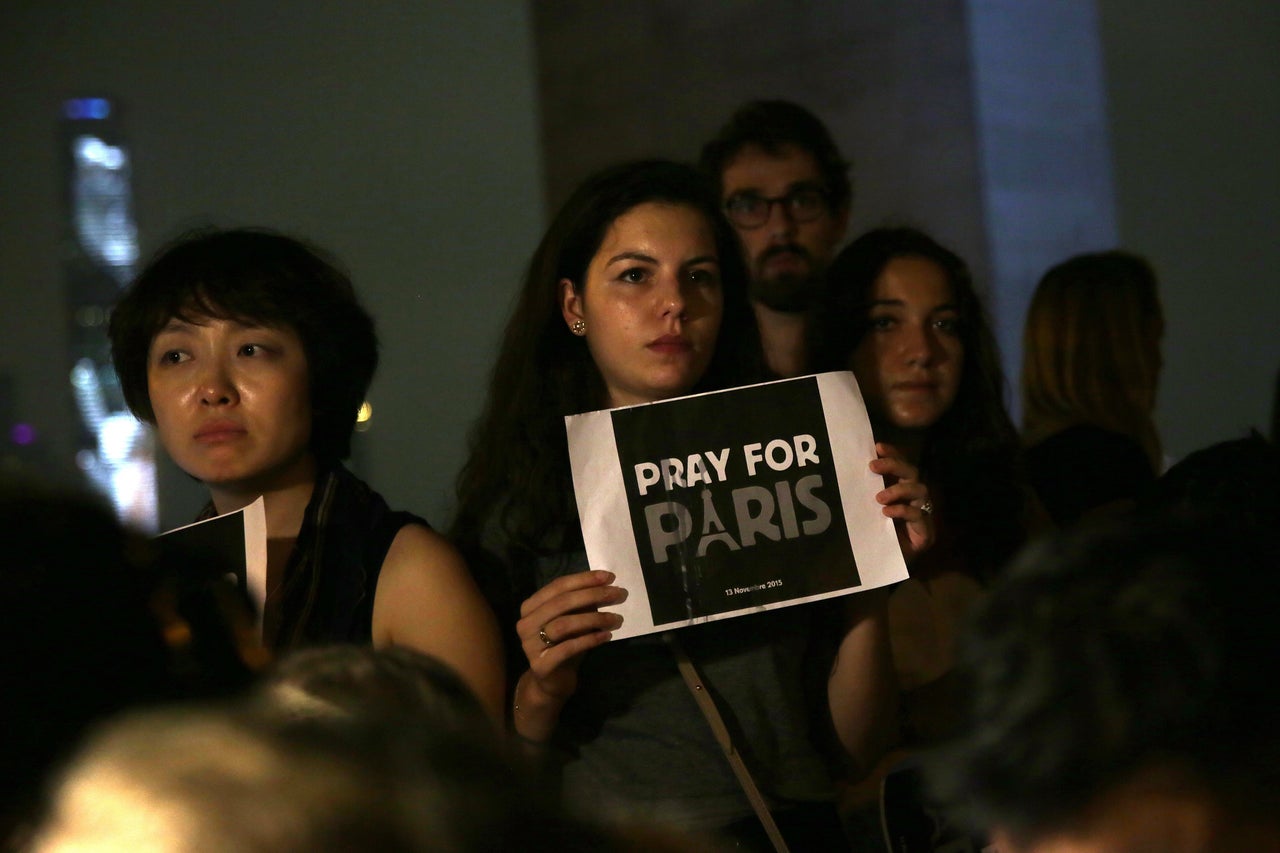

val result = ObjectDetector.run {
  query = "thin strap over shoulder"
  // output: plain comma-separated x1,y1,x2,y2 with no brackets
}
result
666,631,791,853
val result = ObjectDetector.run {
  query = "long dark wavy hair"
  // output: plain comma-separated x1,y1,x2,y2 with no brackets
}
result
810,226,1026,578
451,160,764,609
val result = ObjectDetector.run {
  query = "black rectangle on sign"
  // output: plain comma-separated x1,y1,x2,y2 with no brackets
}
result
609,377,859,626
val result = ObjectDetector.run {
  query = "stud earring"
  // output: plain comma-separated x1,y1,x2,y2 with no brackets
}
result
571,319,586,336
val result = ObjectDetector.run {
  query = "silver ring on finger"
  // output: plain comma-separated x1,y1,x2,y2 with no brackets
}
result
538,625,556,648
919,499,934,516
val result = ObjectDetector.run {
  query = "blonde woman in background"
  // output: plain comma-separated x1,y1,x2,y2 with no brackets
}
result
1021,250,1164,526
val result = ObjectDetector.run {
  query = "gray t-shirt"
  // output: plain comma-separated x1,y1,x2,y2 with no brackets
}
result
538,552,841,832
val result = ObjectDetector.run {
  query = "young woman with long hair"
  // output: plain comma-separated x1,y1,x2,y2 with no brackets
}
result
811,226,1031,734
453,162,931,849
1021,250,1163,525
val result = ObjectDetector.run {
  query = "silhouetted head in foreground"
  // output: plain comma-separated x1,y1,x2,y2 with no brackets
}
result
926,516,1280,852
31,703,708,852
0,480,176,836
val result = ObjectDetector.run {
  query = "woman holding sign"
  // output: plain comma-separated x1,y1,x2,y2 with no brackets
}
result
453,161,933,850
108,228,504,722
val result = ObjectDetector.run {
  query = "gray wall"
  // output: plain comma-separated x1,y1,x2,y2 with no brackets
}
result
535,1,991,278
535,0,1278,462
967,0,1118,416
1099,0,1280,459
0,2,544,528
533,0,1117,422
534,1,1122,377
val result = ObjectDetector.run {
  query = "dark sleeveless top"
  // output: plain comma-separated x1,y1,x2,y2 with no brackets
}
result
199,464,427,651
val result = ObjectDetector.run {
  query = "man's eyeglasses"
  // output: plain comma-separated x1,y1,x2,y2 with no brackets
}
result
723,187,829,229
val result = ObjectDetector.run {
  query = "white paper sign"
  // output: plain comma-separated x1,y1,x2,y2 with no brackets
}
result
566,372,908,639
